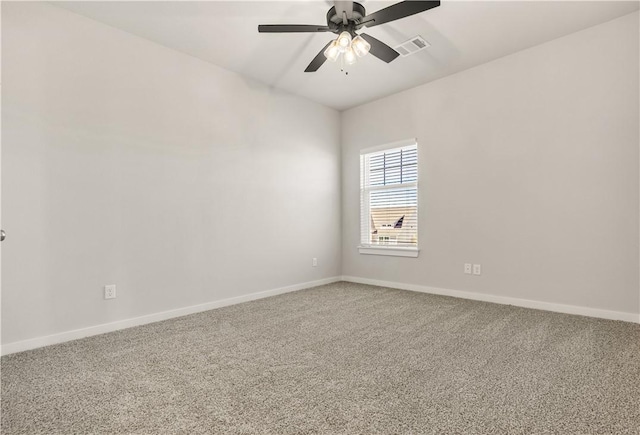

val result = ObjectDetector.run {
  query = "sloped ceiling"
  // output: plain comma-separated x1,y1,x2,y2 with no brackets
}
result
55,1,640,110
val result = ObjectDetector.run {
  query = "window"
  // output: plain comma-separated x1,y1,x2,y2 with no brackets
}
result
359,140,419,257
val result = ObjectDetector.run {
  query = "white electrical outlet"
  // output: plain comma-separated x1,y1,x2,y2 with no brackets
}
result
104,284,117,299
473,264,482,276
312,258,318,267
464,263,472,274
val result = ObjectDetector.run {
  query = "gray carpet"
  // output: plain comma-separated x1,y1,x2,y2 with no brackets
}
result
2,282,640,434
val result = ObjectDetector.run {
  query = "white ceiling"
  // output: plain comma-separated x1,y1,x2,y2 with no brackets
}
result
54,1,639,111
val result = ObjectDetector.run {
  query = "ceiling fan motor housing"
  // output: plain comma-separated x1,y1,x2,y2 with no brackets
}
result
327,2,366,35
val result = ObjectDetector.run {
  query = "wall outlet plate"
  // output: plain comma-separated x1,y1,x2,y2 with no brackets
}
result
312,258,318,267
464,263,472,274
104,285,117,299
473,264,482,276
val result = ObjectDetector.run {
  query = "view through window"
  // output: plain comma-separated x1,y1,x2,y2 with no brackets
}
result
360,141,418,249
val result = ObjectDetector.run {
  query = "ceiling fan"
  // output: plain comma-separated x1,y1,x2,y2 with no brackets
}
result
258,1,440,72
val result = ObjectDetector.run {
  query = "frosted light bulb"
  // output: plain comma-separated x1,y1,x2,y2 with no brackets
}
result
352,35,371,57
323,40,341,62
337,31,352,49
343,46,357,65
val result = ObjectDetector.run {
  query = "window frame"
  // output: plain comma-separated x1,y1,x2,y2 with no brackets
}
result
358,139,420,258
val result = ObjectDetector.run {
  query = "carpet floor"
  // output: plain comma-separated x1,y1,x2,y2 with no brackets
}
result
2,282,640,434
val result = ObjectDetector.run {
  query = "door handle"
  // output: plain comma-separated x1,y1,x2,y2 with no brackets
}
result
1,229,5,242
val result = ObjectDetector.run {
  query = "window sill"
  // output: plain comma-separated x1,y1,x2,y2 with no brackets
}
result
358,246,420,258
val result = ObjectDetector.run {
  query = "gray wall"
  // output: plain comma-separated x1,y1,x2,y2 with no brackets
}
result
1,2,341,345
342,12,639,315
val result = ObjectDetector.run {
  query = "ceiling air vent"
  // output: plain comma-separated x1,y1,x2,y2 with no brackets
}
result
394,36,430,57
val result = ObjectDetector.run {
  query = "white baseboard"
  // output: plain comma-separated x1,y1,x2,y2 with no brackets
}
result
4,275,636,356
341,276,640,324
1,276,341,356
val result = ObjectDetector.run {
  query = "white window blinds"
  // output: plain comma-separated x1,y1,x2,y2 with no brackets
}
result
360,141,418,248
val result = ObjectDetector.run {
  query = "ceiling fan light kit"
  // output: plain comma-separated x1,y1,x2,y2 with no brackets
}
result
324,31,370,66
258,1,440,73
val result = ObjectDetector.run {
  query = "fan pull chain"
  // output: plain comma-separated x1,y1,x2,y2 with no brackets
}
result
340,55,349,75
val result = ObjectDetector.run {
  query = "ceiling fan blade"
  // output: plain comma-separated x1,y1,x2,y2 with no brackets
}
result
359,1,440,29
360,34,400,63
258,24,331,33
334,1,354,21
305,41,333,72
